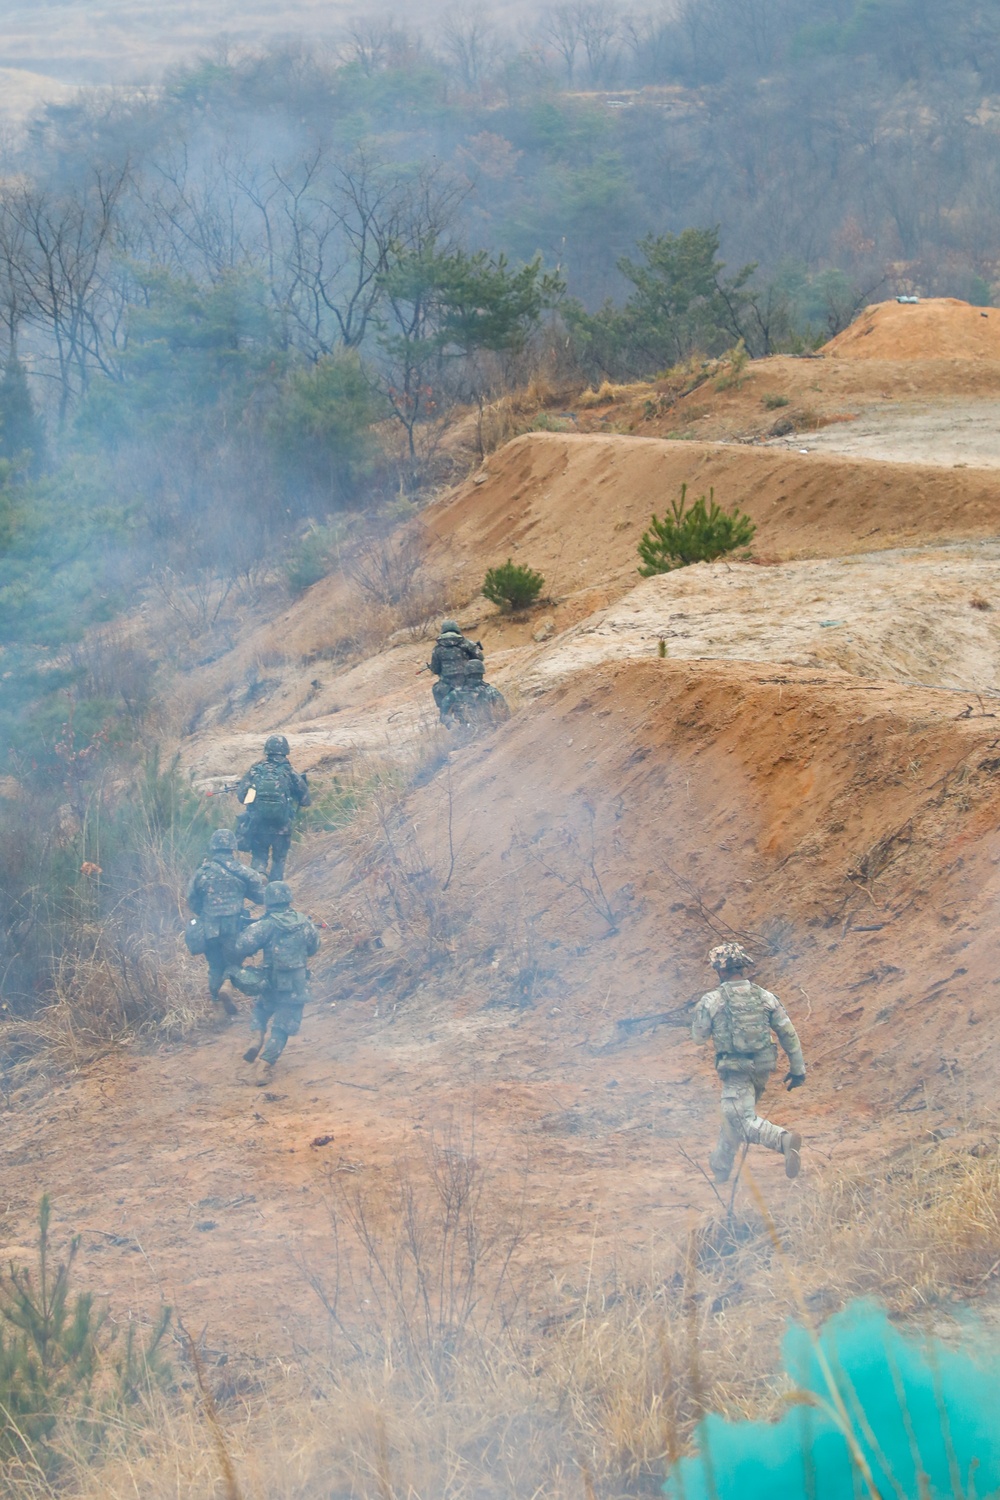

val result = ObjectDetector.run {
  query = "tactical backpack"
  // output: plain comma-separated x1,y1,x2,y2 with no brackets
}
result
267,910,313,972
248,760,291,820
717,981,773,1055
436,637,469,680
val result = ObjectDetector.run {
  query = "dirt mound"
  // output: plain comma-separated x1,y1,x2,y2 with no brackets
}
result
9,659,1000,1359
823,298,1000,361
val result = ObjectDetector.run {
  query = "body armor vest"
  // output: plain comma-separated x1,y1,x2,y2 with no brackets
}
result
713,981,773,1056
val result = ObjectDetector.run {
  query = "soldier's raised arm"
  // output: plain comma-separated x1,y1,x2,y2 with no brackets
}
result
241,865,268,905
234,915,270,961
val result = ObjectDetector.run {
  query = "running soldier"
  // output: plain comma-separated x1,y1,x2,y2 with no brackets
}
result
234,734,310,880
234,881,320,1071
186,829,267,1015
691,942,806,1182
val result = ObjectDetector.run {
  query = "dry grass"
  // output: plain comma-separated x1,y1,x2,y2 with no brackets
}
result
577,380,655,408
12,1137,999,1500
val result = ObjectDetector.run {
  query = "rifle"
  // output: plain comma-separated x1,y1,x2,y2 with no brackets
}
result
615,1004,693,1038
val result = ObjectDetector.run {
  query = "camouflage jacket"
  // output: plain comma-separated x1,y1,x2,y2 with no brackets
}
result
186,857,267,932
233,908,320,975
430,632,484,682
235,756,310,824
692,980,805,1077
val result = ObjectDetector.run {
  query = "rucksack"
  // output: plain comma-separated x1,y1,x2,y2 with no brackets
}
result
248,760,291,819
267,911,312,970
436,637,471,680
718,981,772,1054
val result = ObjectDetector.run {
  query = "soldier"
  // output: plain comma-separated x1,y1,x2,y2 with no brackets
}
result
234,881,320,1071
186,828,267,1015
691,942,806,1183
234,734,310,880
429,619,484,718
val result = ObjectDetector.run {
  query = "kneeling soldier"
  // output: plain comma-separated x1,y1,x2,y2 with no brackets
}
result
187,828,267,1015
692,942,806,1183
234,881,320,1070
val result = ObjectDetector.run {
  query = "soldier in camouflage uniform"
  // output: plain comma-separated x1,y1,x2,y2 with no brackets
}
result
429,620,484,718
234,734,310,881
692,942,806,1183
186,828,267,1015
233,881,320,1069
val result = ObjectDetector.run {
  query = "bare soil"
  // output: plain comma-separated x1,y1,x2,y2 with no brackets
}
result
7,303,1000,1406
6,660,1000,1370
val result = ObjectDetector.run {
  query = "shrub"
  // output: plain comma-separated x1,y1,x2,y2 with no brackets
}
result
637,485,755,574
0,1195,172,1472
763,392,790,409
285,525,340,596
482,558,545,612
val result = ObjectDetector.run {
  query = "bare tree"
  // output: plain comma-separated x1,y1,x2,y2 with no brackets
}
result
539,4,582,85
6,160,131,422
438,4,503,92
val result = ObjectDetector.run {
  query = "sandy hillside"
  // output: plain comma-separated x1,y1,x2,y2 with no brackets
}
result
6,660,1000,1365
7,295,1000,1398
180,432,1000,784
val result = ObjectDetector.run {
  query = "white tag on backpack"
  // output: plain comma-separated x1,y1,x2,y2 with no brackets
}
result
244,787,257,804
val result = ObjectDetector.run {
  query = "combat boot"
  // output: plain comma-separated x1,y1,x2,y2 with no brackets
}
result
782,1130,802,1179
243,1031,265,1064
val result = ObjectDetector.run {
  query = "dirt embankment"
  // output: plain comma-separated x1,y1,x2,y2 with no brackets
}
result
179,429,1000,784
823,298,1000,361
6,660,1000,1358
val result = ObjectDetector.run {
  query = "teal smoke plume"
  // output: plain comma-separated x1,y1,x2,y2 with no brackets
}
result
664,1300,1000,1500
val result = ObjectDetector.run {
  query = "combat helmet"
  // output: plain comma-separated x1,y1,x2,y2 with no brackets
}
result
440,619,461,635
709,941,753,973
264,733,290,758
209,828,238,853
264,880,293,908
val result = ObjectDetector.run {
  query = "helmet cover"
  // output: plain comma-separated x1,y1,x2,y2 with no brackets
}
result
709,941,753,973
264,880,293,908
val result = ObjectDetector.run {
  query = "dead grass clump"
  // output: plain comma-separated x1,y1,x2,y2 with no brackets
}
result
786,1142,1000,1313
12,1143,1000,1500
577,380,653,408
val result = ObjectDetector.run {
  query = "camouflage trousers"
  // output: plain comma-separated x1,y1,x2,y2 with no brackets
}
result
250,971,308,1064
710,1063,786,1180
202,922,243,999
247,822,292,881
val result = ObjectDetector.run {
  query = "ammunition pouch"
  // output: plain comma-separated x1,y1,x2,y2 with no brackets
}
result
184,916,207,956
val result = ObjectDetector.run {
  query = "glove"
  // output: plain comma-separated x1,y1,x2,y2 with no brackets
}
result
784,1072,806,1091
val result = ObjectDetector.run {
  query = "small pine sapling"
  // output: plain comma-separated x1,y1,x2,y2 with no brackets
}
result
482,558,545,612
637,484,756,574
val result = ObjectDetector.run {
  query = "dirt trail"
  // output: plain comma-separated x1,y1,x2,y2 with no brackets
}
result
766,400,1000,468
6,661,1000,1363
